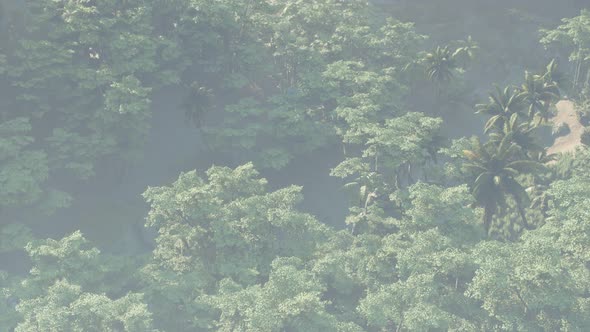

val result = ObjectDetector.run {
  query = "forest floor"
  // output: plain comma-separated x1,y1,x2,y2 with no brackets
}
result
547,100,585,157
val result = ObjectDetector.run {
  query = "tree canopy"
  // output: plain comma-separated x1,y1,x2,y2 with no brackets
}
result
1,0,589,331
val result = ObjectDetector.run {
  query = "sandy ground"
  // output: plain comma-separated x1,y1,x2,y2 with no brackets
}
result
547,100,584,157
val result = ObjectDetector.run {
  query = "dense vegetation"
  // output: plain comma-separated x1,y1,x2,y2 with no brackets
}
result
1,0,590,331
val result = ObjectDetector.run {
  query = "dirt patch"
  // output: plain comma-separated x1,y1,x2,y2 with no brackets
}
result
547,100,584,158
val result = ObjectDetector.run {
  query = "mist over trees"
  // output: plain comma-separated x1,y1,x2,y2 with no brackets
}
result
1,0,590,331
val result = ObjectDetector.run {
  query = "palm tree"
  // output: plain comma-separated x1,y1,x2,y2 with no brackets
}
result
452,35,479,68
517,71,560,126
425,45,457,84
488,113,543,156
530,149,557,164
541,59,566,92
463,136,547,233
476,85,526,134
424,45,459,113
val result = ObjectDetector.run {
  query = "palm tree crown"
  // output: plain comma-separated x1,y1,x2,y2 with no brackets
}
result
425,46,457,84
517,71,560,126
488,113,543,157
476,85,526,134
463,136,547,233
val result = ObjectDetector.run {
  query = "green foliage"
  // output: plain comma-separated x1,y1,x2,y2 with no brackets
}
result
170,0,428,168
333,112,443,199
0,271,20,331
15,279,156,332
0,231,146,331
467,238,581,331
143,163,328,278
0,0,177,213
0,117,54,212
518,68,560,125
20,231,141,298
477,85,526,134
208,257,361,332
360,273,477,331
3,2,590,331
425,45,459,84
350,184,480,331
540,9,590,93
463,136,546,233
488,113,543,158
468,63,563,236
141,163,331,330
411,37,477,113
466,173,590,329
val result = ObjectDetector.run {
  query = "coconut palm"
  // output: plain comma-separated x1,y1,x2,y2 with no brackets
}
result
518,71,560,126
542,59,566,91
463,136,547,233
451,35,479,67
476,85,526,134
425,45,457,84
424,45,459,113
488,113,543,156
530,149,558,164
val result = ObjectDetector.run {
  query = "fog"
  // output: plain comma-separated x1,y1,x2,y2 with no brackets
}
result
1,0,589,330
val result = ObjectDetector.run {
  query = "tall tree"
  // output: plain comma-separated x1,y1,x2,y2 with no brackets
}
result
0,118,50,214
517,69,560,126
540,9,590,94
423,45,458,113
487,113,543,157
141,163,331,330
476,85,526,134
15,280,155,332
425,46,457,86
420,39,477,113
463,136,546,233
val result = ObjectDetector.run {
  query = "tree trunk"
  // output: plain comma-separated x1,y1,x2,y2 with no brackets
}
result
584,65,590,91
574,52,582,92
374,151,379,172
517,204,534,230
513,287,530,316
395,317,404,332
406,162,414,184
395,171,401,191
434,82,442,115
483,205,494,234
